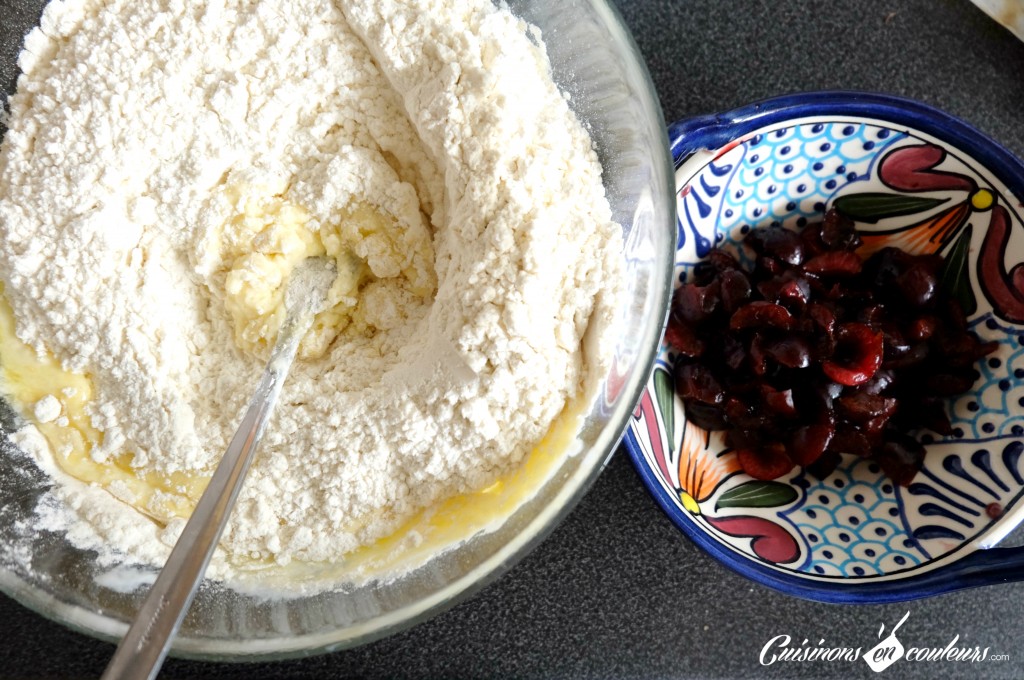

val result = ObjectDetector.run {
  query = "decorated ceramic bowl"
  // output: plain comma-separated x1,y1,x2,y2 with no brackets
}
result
624,91,1024,603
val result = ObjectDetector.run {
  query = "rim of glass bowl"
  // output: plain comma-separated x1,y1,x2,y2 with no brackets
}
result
0,0,676,661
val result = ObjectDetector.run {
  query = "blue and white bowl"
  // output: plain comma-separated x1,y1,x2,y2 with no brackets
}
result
624,91,1024,603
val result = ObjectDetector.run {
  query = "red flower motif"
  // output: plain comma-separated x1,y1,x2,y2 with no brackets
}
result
838,142,1024,323
979,205,1024,323
705,515,800,564
879,144,976,193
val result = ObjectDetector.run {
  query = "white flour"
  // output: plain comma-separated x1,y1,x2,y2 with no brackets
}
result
0,0,621,576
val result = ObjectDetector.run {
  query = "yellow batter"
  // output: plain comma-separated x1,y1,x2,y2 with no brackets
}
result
0,283,581,578
0,291,203,521
219,185,435,359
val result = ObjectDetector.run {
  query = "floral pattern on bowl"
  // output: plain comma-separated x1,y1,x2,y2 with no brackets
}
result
624,92,1024,603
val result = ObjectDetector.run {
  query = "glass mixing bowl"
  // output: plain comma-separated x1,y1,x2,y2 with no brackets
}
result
0,0,675,660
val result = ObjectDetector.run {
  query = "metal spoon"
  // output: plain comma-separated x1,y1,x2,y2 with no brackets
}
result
102,256,337,680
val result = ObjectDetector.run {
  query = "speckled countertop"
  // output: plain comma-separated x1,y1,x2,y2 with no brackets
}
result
2,0,1024,678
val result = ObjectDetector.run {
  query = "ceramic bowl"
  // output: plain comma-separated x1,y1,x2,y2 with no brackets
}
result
624,91,1024,603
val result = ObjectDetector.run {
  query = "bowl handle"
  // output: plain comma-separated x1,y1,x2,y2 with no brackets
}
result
667,113,741,167
941,543,1024,590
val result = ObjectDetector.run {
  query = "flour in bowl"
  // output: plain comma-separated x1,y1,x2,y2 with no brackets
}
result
0,0,622,576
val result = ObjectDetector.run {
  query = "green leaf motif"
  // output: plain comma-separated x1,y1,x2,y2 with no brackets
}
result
653,368,675,451
833,193,948,224
940,225,977,316
716,480,798,510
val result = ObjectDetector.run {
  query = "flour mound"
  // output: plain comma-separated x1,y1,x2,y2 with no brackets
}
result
0,0,622,570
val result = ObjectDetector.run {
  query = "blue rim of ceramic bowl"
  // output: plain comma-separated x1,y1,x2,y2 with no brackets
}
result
623,90,1024,604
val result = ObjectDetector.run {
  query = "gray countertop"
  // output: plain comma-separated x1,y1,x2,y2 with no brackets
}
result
2,0,1024,678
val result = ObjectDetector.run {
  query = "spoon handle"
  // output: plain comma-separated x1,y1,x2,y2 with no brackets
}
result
101,312,309,680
